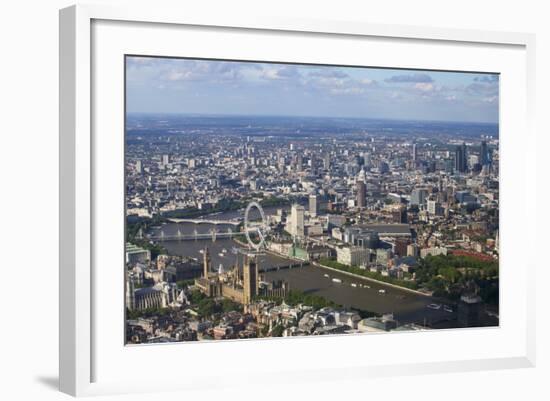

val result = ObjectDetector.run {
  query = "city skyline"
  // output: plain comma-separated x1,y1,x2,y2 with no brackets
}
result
126,56,499,123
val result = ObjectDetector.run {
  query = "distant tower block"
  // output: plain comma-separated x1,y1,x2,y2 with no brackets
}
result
454,142,468,173
203,247,211,278
309,194,318,217
323,153,330,170
356,175,366,209
289,204,305,238
243,255,259,304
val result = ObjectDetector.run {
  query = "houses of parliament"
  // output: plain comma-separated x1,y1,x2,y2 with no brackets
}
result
194,247,289,304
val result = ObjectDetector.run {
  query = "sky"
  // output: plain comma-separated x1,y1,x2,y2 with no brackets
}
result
126,56,499,123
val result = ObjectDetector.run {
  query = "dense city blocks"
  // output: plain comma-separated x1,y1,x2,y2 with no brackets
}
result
125,58,499,344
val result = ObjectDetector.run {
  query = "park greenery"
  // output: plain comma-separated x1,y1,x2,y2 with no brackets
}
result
176,279,195,289
188,290,243,318
126,215,167,259
415,254,499,304
270,324,285,337
317,258,419,290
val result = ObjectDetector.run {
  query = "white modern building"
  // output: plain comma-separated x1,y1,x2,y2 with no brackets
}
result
288,204,305,237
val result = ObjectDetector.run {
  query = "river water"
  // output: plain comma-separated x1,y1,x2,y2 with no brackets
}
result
151,206,470,327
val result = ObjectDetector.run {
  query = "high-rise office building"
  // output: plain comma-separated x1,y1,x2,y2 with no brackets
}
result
243,255,258,304
364,153,371,168
480,141,491,166
309,194,318,217
278,156,285,173
323,153,331,170
454,143,468,173
135,159,142,174
296,154,303,172
356,170,367,208
356,180,366,208
289,204,305,237
162,154,170,166
412,143,418,162
427,200,443,216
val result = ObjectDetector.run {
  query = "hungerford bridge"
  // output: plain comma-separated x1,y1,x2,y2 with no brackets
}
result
167,218,241,226
149,227,250,242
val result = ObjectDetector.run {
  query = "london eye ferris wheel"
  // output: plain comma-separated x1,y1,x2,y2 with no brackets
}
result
243,201,269,252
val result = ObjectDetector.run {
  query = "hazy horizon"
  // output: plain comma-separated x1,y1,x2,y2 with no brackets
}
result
126,56,499,124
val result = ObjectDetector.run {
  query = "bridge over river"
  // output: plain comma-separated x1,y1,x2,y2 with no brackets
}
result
167,218,241,226
150,230,241,241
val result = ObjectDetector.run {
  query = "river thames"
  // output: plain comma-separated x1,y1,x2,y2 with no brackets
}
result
149,206,465,327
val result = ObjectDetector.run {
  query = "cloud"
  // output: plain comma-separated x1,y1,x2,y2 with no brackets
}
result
414,82,435,92
466,82,498,97
466,74,499,98
385,73,434,83
160,60,244,83
482,96,498,103
126,56,498,121
474,75,499,83
306,72,377,97
308,70,349,79
260,65,301,81
330,87,365,95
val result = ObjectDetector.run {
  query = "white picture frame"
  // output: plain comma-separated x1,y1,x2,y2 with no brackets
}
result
59,4,536,397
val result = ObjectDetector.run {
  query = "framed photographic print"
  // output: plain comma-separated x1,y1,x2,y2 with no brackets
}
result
59,4,536,397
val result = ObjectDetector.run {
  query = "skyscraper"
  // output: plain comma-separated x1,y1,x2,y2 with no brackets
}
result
323,153,331,170
356,180,366,208
356,181,366,208
356,169,367,208
309,194,318,217
289,204,305,237
412,143,418,162
243,255,258,304
296,154,303,172
480,141,491,166
455,143,468,173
